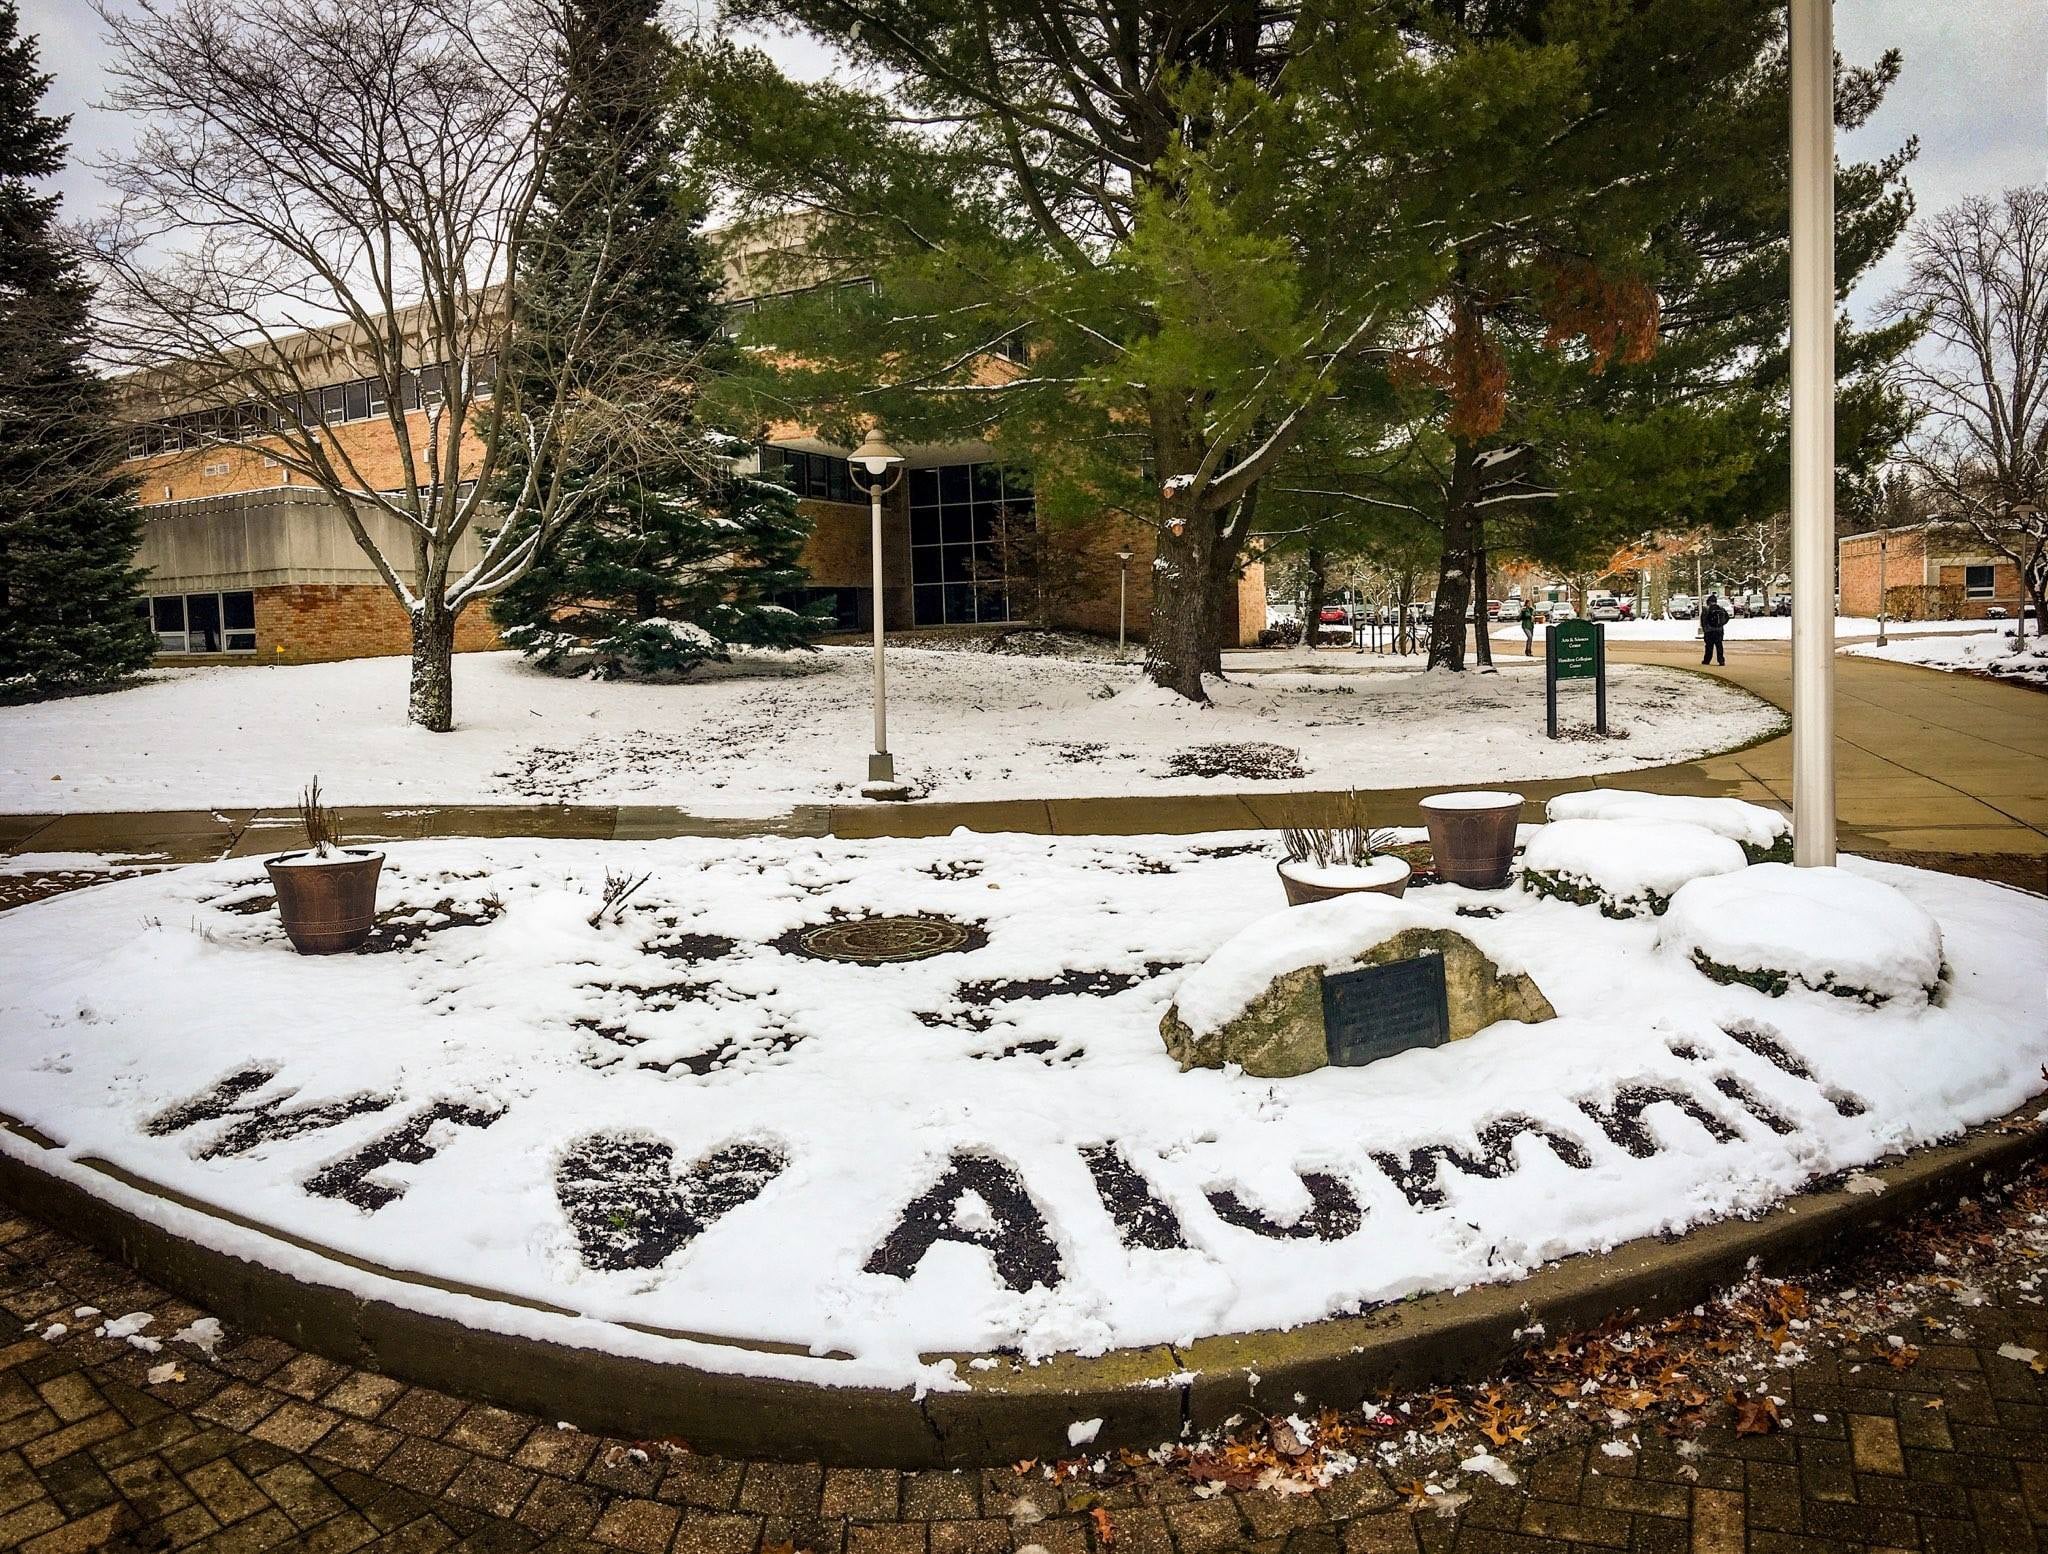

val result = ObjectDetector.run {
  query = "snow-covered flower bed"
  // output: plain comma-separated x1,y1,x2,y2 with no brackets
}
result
1846,630,2048,690
1521,818,1748,918
0,646,1782,814
1,833,2040,1395
1543,790,1791,863
1661,865,1948,1006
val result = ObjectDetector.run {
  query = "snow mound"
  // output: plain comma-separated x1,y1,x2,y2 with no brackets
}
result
1521,819,1747,918
1171,894,1510,1036
1544,791,1790,860
1660,864,1945,1006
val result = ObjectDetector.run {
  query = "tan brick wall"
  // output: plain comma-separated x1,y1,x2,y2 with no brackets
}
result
1935,560,2023,618
1840,532,2022,619
249,585,502,663
1838,531,1925,617
133,411,487,506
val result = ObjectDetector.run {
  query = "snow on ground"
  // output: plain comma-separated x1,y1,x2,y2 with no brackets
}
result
0,647,1782,815
1846,630,2048,690
0,831,2040,1392
1488,616,2004,644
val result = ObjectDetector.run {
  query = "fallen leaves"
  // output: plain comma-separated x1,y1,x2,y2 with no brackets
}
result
1731,1393,1782,1436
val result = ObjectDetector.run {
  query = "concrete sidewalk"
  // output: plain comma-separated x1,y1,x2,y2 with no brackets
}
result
2,645,2041,867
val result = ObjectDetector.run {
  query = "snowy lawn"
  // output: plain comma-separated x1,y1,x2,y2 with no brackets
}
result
0,647,1782,815
1846,630,2048,691
0,830,2040,1393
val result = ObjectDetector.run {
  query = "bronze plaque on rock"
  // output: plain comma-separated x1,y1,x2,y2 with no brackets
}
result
1322,955,1451,1067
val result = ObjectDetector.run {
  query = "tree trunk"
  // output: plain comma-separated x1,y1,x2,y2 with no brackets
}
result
1472,535,1494,669
1145,511,1221,701
1427,440,1480,670
1302,547,1328,651
408,601,458,732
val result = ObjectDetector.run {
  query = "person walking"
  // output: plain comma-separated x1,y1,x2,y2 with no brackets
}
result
1519,601,1536,656
1700,592,1729,666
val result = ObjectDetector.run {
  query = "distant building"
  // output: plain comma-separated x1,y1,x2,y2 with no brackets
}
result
108,225,1263,665
1837,526,2024,620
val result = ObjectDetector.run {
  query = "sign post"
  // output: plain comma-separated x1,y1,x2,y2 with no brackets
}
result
1546,619,1607,739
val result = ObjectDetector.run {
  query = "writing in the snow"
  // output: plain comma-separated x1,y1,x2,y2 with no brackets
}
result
145,1022,1863,1290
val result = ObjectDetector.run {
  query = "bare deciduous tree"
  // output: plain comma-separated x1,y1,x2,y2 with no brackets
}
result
1887,187,2048,642
88,0,707,728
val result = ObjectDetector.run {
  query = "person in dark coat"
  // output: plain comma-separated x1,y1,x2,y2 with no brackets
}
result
1700,593,1729,665
1519,601,1536,656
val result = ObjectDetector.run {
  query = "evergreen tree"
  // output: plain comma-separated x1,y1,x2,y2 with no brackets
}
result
0,1,152,699
490,0,823,679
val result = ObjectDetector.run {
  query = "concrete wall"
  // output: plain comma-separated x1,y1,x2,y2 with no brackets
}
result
136,487,489,593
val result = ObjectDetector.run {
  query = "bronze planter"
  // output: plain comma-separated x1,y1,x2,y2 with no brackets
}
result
1276,857,1412,906
1417,791,1524,890
267,849,385,954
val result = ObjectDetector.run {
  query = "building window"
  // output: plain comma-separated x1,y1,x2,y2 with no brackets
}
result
1965,564,1996,598
144,591,257,653
759,444,858,505
778,586,863,631
126,359,492,460
909,462,1032,626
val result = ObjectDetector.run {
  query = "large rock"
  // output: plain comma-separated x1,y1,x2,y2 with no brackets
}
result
1161,897,1556,1079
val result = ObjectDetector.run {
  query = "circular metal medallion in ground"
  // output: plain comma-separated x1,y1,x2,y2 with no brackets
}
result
796,915,979,964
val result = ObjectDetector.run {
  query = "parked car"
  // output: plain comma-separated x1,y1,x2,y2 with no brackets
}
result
1666,593,1698,620
1587,592,1622,622
1486,598,1503,621
1317,605,1349,625
1770,593,1792,616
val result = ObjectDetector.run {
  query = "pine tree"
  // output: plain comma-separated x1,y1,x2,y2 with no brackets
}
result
490,0,823,679
0,0,152,699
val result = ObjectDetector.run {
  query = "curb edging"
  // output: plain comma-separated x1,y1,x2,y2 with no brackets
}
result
3,1102,2043,1467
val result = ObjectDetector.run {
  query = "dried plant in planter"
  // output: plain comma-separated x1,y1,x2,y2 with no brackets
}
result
1280,791,1398,870
269,776,384,954
299,777,343,859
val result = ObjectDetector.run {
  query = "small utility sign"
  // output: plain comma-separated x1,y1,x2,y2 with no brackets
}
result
1546,619,1607,738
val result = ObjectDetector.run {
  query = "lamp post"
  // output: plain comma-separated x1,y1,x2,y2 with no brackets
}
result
1788,0,1836,867
2014,505,2043,650
1115,545,1134,658
848,433,906,798
1876,532,1888,647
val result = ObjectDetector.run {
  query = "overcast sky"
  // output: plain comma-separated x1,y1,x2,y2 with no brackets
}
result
19,0,2046,322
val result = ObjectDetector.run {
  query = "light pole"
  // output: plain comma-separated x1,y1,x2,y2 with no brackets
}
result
1788,0,1837,867
1876,531,1888,647
1115,545,1134,658
2012,505,2044,650
848,433,906,798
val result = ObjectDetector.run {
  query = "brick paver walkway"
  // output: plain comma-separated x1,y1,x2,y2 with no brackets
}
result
8,1171,2048,1554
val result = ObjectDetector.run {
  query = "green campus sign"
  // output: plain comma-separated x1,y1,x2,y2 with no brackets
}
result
1552,619,1599,681
1546,619,1607,738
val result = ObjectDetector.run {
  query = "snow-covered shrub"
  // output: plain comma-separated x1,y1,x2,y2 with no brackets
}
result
503,617,729,680
1659,864,1945,1006
1521,818,1746,918
1544,790,1792,863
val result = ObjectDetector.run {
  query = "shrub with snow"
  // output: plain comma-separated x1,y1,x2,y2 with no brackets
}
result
1520,818,1746,918
1544,791,1791,863
1659,864,1945,1006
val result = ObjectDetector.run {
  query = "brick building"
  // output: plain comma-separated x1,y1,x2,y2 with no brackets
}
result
1837,526,2025,621
114,232,1265,665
